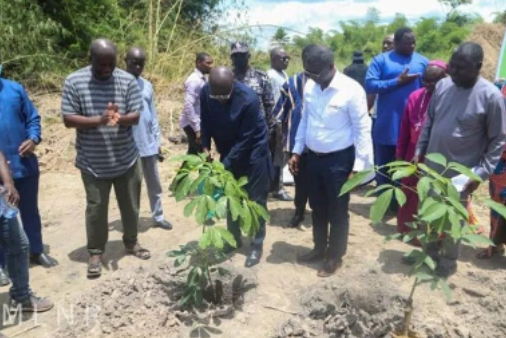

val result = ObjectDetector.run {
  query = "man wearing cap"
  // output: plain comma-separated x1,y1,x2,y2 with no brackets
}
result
230,42,288,201
343,51,368,90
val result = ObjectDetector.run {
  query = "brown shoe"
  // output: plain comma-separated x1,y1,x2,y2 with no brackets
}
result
317,259,343,277
297,249,326,263
10,294,54,313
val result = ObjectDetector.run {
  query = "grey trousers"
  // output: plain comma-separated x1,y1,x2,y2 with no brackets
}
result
141,155,164,223
426,191,469,271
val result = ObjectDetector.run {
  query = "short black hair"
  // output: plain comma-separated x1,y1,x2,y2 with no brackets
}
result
196,52,210,64
454,42,484,64
394,27,413,42
302,44,334,66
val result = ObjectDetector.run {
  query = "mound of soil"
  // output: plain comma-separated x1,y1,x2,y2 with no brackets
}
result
468,23,505,81
53,264,258,338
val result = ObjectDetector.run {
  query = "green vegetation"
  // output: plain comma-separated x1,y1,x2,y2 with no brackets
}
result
341,154,506,337
168,154,269,307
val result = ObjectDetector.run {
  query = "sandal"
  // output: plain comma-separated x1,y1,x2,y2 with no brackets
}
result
476,246,505,259
126,243,151,260
87,255,102,279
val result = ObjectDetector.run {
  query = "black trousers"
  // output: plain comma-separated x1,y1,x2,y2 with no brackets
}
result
293,152,308,215
183,125,202,155
307,146,355,260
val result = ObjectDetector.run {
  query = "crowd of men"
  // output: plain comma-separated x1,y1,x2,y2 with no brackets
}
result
0,25,505,320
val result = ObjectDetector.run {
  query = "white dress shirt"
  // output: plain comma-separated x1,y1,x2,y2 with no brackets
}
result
180,69,206,132
293,71,374,171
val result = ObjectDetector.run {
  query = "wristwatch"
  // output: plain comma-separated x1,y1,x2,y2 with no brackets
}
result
30,136,41,145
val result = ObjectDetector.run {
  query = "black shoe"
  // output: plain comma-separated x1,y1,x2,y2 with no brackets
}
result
10,294,54,313
273,191,294,202
317,258,343,277
435,264,457,278
30,253,58,268
289,213,304,228
245,247,263,268
297,249,326,263
0,267,10,287
155,220,173,230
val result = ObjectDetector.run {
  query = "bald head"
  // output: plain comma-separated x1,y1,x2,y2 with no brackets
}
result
90,39,117,80
126,47,147,78
450,42,483,88
270,47,289,71
209,67,234,102
382,34,394,52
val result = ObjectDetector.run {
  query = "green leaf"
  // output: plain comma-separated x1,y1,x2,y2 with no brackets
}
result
175,175,192,201
205,195,216,213
225,181,236,197
339,169,374,196
209,176,222,188
183,198,200,218
425,153,447,168
229,197,242,221
199,231,211,249
485,199,506,220
391,165,417,181
447,181,460,203
174,254,187,267
418,163,445,181
421,203,447,223
394,188,407,207
215,196,228,219
239,204,252,234
364,184,393,198
439,279,452,299
237,176,248,187
448,210,463,239
370,189,393,224
167,250,182,257
210,227,224,249
461,234,494,248
195,196,209,225
217,227,237,248
384,233,403,242
189,173,208,192
252,202,270,222
415,270,435,282
448,162,482,182
424,255,436,271
419,197,438,215
417,177,431,201
383,160,412,168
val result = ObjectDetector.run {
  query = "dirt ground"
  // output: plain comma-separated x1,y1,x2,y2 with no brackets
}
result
1,94,506,338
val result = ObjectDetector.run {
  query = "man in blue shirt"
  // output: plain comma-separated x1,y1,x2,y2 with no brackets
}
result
273,72,308,228
126,47,172,230
365,27,428,209
200,66,273,268
0,51,58,286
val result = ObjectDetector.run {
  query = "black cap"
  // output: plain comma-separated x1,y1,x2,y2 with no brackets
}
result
230,42,250,55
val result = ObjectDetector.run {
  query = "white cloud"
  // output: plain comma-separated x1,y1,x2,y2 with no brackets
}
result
225,0,503,48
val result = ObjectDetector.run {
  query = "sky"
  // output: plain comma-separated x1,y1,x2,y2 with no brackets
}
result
224,0,505,49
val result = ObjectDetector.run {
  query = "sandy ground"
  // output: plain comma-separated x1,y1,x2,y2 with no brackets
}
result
1,95,506,338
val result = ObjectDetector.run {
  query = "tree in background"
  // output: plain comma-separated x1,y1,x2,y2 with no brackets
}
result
271,28,290,48
438,0,473,19
493,10,506,25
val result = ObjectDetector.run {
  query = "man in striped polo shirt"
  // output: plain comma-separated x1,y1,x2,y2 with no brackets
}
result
61,39,151,279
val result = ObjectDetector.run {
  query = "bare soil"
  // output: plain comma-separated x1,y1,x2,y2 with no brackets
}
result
1,93,506,338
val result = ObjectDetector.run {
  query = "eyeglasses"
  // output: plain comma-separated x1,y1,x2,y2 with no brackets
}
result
209,85,234,100
304,69,323,80
281,56,290,62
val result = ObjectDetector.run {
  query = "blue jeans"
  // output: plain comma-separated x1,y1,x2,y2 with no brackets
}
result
0,174,44,267
0,216,31,302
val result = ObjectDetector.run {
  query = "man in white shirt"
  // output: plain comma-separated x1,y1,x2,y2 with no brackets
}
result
289,45,373,277
180,53,213,154
267,47,293,201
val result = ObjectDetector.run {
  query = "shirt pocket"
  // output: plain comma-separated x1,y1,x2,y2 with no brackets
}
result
456,110,483,137
324,99,347,126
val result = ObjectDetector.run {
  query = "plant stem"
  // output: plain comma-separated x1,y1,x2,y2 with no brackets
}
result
206,265,216,302
402,278,419,336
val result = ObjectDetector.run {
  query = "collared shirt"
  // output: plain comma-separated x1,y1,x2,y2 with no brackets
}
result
0,78,41,179
416,77,506,180
133,77,160,157
61,66,142,179
273,72,307,153
234,67,276,131
180,69,205,132
293,71,373,171
365,51,428,145
267,68,288,103
200,81,270,176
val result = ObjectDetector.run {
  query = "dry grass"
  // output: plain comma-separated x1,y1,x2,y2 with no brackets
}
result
468,23,505,81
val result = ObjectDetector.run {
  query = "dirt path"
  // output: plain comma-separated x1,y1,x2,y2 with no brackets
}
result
1,95,506,338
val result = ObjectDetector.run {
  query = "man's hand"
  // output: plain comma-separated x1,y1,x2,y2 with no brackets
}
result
102,102,118,126
463,180,480,194
411,156,420,165
195,131,202,145
2,183,20,207
288,154,300,176
203,148,213,162
397,69,420,86
19,139,36,157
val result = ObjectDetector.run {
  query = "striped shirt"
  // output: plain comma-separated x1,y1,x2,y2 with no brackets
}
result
61,66,142,178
